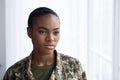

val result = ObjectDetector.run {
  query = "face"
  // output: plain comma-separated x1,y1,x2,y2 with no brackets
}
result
27,14,60,54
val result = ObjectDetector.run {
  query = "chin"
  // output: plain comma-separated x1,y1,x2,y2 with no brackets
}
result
44,48,54,52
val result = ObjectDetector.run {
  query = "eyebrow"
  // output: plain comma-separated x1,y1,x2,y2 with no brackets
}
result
38,26,60,31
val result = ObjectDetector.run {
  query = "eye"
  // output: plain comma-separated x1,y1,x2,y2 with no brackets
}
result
39,30,47,34
53,31,60,35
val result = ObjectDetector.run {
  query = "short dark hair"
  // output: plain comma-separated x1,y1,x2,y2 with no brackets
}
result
28,7,59,28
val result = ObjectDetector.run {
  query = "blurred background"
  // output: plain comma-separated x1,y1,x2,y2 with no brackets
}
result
0,0,120,80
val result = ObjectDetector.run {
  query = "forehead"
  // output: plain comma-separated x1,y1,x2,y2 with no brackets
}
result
33,14,60,30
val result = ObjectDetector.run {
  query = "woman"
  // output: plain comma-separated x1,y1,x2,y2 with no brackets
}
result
3,7,86,80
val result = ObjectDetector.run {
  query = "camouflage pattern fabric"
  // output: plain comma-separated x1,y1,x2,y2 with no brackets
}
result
3,51,87,80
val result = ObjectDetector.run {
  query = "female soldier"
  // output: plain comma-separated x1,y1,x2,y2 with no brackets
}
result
3,7,86,80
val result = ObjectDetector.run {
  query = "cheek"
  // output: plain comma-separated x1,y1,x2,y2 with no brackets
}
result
55,36,60,42
31,36,43,44
32,39,43,47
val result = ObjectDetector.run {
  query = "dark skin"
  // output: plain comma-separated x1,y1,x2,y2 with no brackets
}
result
27,14,60,66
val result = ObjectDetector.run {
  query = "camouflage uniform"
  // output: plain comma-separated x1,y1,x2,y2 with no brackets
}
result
3,50,86,80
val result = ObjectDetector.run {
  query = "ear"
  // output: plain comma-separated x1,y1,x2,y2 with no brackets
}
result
27,27,32,38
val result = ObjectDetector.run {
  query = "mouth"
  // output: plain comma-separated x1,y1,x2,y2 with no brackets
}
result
44,44,55,49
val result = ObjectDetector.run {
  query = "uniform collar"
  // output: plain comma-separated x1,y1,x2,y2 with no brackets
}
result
49,50,63,80
27,50,63,80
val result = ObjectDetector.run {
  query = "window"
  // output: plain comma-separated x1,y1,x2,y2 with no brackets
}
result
87,0,120,80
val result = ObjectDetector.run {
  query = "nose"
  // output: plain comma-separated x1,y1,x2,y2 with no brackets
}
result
46,34,54,41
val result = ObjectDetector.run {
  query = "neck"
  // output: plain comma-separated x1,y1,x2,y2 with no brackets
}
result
31,49,55,66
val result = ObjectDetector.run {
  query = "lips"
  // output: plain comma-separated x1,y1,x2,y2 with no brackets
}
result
44,44,55,49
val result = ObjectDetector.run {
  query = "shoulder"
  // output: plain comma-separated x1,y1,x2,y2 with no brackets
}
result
58,53,81,65
6,56,29,74
57,53,86,79
10,56,29,69
58,53,83,71
3,57,29,79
